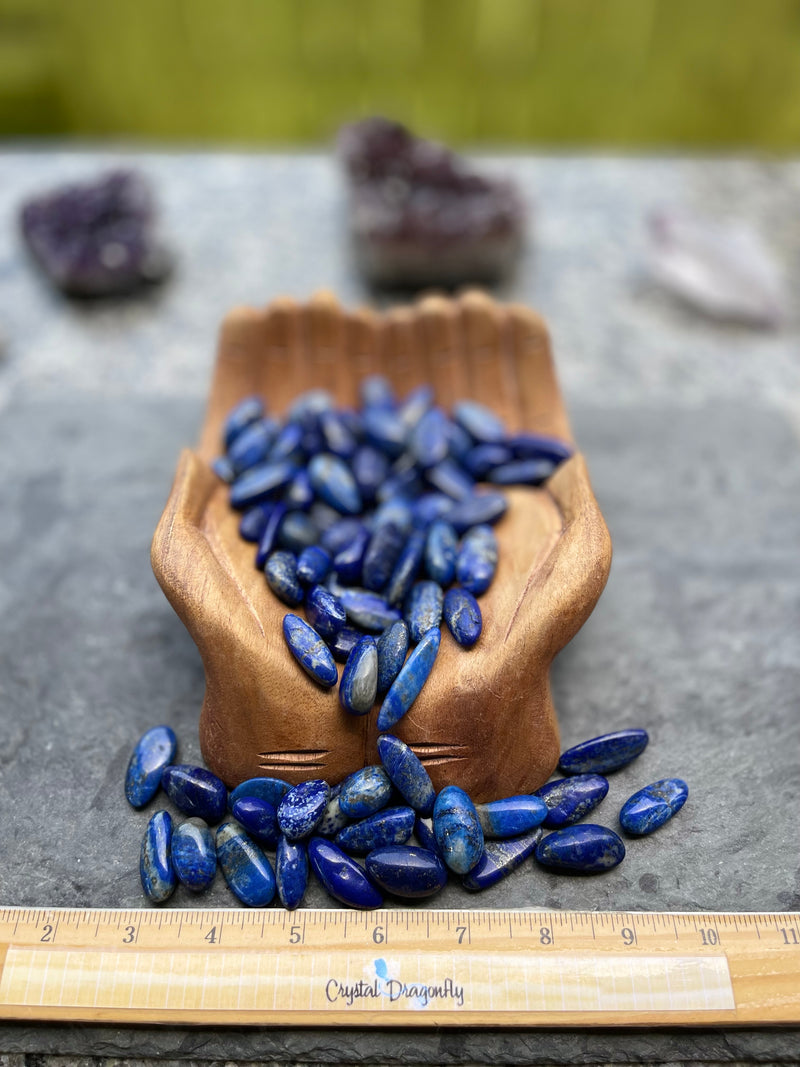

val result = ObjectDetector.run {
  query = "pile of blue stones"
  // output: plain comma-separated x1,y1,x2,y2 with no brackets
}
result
128,725,688,908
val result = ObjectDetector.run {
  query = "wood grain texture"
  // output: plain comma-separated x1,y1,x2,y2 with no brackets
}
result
151,291,612,801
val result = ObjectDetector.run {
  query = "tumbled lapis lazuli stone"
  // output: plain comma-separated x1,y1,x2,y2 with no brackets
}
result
384,529,425,607
424,520,458,586
363,407,406,457
171,817,216,892
463,443,514,479
360,374,396,411
366,845,448,899
305,585,346,640
411,406,449,468
487,458,555,486
377,734,435,816
339,765,393,818
426,458,474,501
308,836,383,909
398,383,434,429
270,420,304,462
282,614,339,687
211,456,235,483
229,460,297,509
376,626,441,732
319,410,357,459
285,467,315,510
447,491,507,533
296,545,332,586
320,517,367,556
216,819,276,906
559,729,649,776
316,789,350,836
404,580,443,644
308,453,362,515
231,796,280,848
462,827,543,892
332,524,369,584
329,625,362,663
224,395,264,449
277,779,330,841
453,400,506,444
161,764,227,823
534,824,626,874
456,524,498,596
278,510,319,554
353,445,390,503
376,620,409,695
229,776,290,809
336,806,416,854
619,778,688,836
239,502,272,543
255,502,287,568
265,550,304,606
509,431,573,465
474,795,548,839
537,774,609,828
228,418,276,475
337,588,401,632
414,816,441,856
442,587,482,647
339,636,378,715
362,521,406,593
276,836,309,910
140,810,176,904
433,785,484,875
125,724,177,808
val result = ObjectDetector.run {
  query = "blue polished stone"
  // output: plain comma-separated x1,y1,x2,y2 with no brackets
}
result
559,729,649,775
140,810,176,904
288,388,334,420
413,816,442,856
223,395,265,449
398,384,435,429
445,419,473,463
373,499,413,535
453,400,506,444
336,805,415,854
411,407,449,468
426,458,474,501
487,458,556,486
366,845,448,899
339,636,378,715
376,620,410,695
278,510,319,554
376,469,425,506
424,520,458,586
282,613,339,687
362,522,406,593
442,586,483,647
308,453,362,515
328,624,363,663
231,796,280,848
255,501,287,567
332,523,369,584
455,524,498,595
229,460,297,509
412,492,454,527
337,588,402,632
216,819,276,906
229,776,290,809
384,529,425,607
310,501,344,533
376,626,441,731
320,517,368,556
362,407,406,458
297,545,332,586
308,836,383,909
285,467,315,510
509,431,573,465
319,410,357,459
447,491,508,533
211,456,235,482
462,827,543,891
125,725,177,808
339,765,393,818
474,795,548,838
228,418,277,475
537,774,610,828
161,764,227,823
171,817,216,892
276,836,309,910
433,785,484,875
277,779,331,840
377,734,435,816
270,421,305,463
619,778,689,836
353,445,390,503
265,550,304,606
404,581,444,644
464,443,514,480
534,824,626,874
316,789,350,836
305,584,347,640
360,374,397,411
239,501,273,543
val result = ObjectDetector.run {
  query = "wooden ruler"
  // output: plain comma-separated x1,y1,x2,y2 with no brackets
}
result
1,908,798,1026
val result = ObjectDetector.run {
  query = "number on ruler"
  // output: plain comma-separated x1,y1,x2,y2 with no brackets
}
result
372,925,385,944
539,927,552,945
204,926,218,944
699,927,719,946
39,924,54,943
122,926,136,944
620,927,636,946
456,926,468,944
289,925,302,944
780,927,799,945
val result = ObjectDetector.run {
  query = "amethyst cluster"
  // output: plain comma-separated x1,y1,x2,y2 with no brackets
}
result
19,169,170,297
338,117,525,288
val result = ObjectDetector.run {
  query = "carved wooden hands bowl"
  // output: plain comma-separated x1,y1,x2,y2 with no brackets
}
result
151,290,611,803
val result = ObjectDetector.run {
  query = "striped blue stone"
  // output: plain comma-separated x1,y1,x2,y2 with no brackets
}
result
277,779,330,841
277,511,319,554
231,796,280,848
404,580,443,644
171,817,216,892
229,459,297,509
229,776,290,809
332,523,369,584
474,795,548,839
426,458,474,500
487,457,556,486
264,550,303,606
296,545,332,586
337,588,401,632
140,810,176,904
535,824,626,874
339,636,378,715
619,778,689,836
338,765,393,818
559,729,649,776
464,443,514,479
285,468,315,510
377,734,435,816
452,400,506,444
411,406,449,468
276,836,309,910
537,774,610,828
305,585,346,640
328,625,363,664
239,501,272,543
319,410,357,459
161,764,227,824
308,837,383,909
362,521,406,593
398,384,434,429
424,520,458,586
335,806,415,854
376,626,441,732
125,724,177,809
228,418,276,475
462,827,543,891
308,453,362,515
223,395,264,449
376,620,410,695
316,789,350,836
447,491,508,533
270,421,304,463
366,845,448,900
433,785,484,875
384,528,426,607
442,587,482,647
282,614,338,687
509,431,573,465
216,819,276,906
455,524,498,596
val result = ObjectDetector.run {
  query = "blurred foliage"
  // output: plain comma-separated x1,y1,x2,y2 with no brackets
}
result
1,0,799,148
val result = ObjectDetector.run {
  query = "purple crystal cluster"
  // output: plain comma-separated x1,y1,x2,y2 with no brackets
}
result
338,117,525,287
19,169,170,296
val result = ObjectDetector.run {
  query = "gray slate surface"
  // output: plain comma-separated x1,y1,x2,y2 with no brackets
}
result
0,149,799,1062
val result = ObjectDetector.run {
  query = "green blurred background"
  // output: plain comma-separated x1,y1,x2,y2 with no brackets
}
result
2,0,799,148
